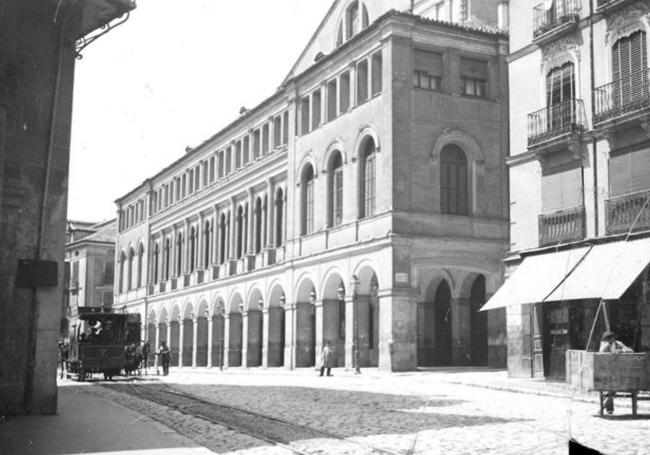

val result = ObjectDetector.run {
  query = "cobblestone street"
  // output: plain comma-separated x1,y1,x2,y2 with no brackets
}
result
78,368,650,455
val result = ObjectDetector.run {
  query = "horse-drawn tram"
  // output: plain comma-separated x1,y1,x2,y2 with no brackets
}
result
67,307,141,381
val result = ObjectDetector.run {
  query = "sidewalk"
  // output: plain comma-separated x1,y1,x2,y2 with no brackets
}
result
0,382,212,455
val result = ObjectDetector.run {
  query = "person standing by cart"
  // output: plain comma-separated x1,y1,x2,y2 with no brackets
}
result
599,330,633,414
157,341,171,376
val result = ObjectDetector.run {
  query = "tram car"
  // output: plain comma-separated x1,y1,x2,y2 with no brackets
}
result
67,308,141,381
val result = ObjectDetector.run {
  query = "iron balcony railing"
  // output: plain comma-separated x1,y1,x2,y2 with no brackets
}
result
538,205,585,246
533,0,580,38
605,189,650,235
528,99,587,146
594,67,650,124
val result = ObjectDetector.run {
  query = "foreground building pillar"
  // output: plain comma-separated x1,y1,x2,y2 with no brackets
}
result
223,314,230,368
283,303,295,369
192,316,198,368
378,289,417,371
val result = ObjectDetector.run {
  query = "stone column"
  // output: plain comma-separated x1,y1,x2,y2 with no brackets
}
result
314,300,324,367
377,288,418,372
262,307,270,368
451,297,471,366
223,313,230,368
192,316,199,368
241,309,249,368
206,312,213,368
166,320,172,351
178,316,184,368
283,303,295,369
154,324,161,368
344,295,355,369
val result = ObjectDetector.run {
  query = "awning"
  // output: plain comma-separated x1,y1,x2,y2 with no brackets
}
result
480,247,591,311
546,237,650,301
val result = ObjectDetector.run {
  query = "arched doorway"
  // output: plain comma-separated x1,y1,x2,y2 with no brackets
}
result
354,266,379,368
227,293,243,367
196,300,209,367
470,275,488,366
212,298,226,368
245,288,264,367
295,278,316,367
321,273,346,367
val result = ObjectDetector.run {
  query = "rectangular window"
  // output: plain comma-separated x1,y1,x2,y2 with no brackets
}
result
189,170,194,194
306,180,314,235
609,147,650,197
226,147,232,173
460,57,488,98
340,71,350,113
274,115,282,148
262,124,270,154
327,79,338,122
311,90,321,130
357,59,369,104
333,167,343,226
253,129,261,159
158,189,163,211
542,166,583,213
301,96,310,135
364,154,376,217
194,166,200,191
103,260,114,285
243,136,250,164
175,177,181,200
235,141,242,169
102,292,113,307
209,156,215,183
282,111,289,145
414,49,443,91
218,151,224,178
371,51,383,96
202,161,208,187
71,261,79,288
181,174,187,197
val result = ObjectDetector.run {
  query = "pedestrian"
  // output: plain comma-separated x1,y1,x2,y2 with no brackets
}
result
57,340,69,379
157,341,171,376
599,330,633,414
320,341,334,377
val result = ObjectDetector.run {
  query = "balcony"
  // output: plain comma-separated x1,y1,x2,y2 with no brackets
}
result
605,189,650,235
528,99,587,150
594,68,650,130
538,205,586,246
597,0,637,14
533,0,580,45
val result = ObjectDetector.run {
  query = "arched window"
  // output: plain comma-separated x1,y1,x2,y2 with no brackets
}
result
328,151,344,227
300,164,315,235
127,248,134,290
137,243,144,288
612,31,647,108
204,220,211,268
337,1,369,47
176,233,183,276
189,227,196,272
164,238,171,281
275,188,284,247
152,244,159,284
359,138,377,219
440,144,468,215
219,214,227,263
255,197,263,254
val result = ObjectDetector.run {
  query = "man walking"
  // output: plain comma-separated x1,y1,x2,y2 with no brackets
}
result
320,341,334,377
157,341,171,376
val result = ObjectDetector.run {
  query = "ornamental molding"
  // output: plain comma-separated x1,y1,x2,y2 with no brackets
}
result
605,2,650,45
540,36,580,73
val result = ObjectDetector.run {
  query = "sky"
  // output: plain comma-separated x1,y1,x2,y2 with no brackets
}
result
68,0,333,222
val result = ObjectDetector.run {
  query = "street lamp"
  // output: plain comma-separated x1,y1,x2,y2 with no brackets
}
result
350,275,361,375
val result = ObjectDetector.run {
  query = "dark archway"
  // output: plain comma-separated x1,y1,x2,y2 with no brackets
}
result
434,280,452,366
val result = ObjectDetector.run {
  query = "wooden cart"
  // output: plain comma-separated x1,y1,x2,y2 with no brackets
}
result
566,349,650,415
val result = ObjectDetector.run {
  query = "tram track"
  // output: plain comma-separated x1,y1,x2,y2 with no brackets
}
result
102,380,404,455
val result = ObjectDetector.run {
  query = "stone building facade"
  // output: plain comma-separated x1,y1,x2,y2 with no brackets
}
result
115,0,510,372
0,0,135,415
64,220,117,334
485,0,650,380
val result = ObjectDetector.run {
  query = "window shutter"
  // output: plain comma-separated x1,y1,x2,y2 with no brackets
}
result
611,147,650,196
414,49,443,76
460,57,488,80
542,167,582,212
